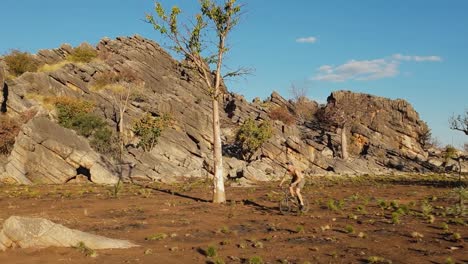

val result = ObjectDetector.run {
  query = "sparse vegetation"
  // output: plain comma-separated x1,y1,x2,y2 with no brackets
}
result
344,225,355,234
145,233,168,241
0,115,21,155
268,106,295,125
204,245,218,257
443,145,458,163
66,44,98,63
248,256,264,264
53,96,119,157
289,84,316,123
366,256,392,264
295,225,305,233
132,113,170,152
3,49,40,76
37,61,69,72
74,241,97,258
236,118,273,160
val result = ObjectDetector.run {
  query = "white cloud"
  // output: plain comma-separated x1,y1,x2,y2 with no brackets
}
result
313,53,442,82
313,59,399,82
296,36,317,43
392,53,442,62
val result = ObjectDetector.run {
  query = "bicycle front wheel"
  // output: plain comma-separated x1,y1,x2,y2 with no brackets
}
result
299,198,310,213
279,197,291,214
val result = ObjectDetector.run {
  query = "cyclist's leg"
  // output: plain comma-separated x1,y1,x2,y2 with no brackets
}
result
288,185,295,198
296,188,304,206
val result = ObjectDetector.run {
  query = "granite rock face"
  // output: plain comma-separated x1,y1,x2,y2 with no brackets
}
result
0,35,461,185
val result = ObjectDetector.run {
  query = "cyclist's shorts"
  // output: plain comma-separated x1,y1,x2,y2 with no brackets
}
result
291,178,305,189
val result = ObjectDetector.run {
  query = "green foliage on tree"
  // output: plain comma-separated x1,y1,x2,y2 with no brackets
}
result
132,113,170,152
236,118,273,160
146,0,245,203
3,50,40,76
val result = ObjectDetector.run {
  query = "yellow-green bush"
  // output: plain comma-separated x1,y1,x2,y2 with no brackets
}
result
52,96,118,157
3,49,40,76
132,113,170,152
236,118,273,160
67,45,98,63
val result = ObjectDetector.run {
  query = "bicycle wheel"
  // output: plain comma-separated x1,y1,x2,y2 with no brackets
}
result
299,198,310,213
279,197,291,214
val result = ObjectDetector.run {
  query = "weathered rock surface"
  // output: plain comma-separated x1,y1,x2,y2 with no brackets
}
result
0,35,464,185
0,216,138,251
1,117,118,185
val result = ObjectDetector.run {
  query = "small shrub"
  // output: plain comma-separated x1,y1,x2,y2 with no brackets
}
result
53,96,118,156
344,225,355,234
441,222,450,231
236,118,273,160
3,49,40,76
377,199,388,209
326,199,345,211
145,233,168,241
292,97,316,123
421,202,433,217
0,115,21,155
268,106,295,125
295,225,305,233
132,113,169,152
204,245,217,257
219,226,230,234
74,241,97,257
90,127,119,156
451,232,461,241
445,257,455,264
366,256,392,264
93,68,138,89
248,256,264,264
443,145,457,162
67,44,98,63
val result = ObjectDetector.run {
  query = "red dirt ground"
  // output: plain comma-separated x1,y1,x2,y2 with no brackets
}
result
0,175,466,264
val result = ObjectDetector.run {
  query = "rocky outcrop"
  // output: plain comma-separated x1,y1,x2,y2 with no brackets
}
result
317,91,433,172
2,117,118,184
0,216,138,251
0,35,463,185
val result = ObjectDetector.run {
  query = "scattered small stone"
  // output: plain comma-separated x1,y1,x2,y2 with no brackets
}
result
411,232,424,239
169,247,178,251
229,256,240,261
309,247,319,251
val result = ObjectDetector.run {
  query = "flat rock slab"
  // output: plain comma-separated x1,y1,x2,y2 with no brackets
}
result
0,216,138,251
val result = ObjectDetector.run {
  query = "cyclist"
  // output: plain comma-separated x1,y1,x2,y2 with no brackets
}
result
278,161,305,210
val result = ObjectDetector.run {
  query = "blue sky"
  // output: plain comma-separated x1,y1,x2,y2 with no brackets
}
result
0,0,467,147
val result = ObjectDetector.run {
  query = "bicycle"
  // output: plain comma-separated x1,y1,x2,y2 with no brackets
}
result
279,187,309,214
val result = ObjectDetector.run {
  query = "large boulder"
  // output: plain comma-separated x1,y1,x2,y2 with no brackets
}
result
1,117,118,184
0,216,138,251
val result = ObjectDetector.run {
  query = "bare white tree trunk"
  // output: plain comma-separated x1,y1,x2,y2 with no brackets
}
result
119,108,125,159
212,97,225,203
341,124,349,160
